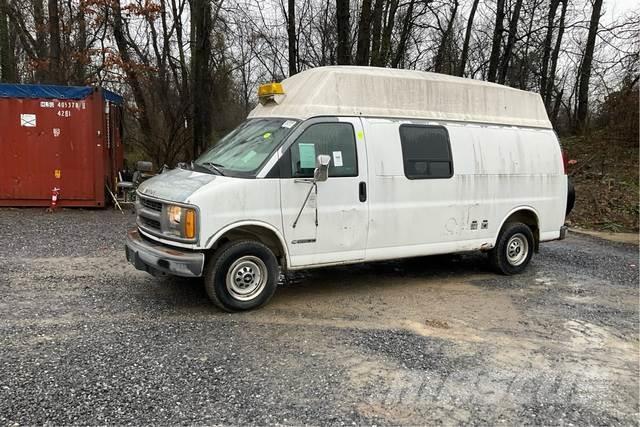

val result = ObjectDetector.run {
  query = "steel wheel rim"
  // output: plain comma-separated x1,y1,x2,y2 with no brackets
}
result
506,233,529,266
226,256,268,301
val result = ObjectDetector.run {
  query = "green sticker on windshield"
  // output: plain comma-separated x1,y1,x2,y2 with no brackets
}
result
298,143,316,168
263,132,272,139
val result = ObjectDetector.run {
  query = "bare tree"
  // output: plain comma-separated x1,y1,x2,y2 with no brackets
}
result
191,0,214,155
576,0,604,130
0,0,15,81
434,0,459,74
336,0,350,64
287,0,297,75
369,0,384,66
47,0,61,83
497,0,523,84
540,0,560,101
458,0,480,77
487,0,505,82
355,0,372,65
544,0,567,109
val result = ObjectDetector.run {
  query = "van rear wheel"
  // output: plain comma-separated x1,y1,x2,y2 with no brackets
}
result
204,240,279,311
488,223,534,275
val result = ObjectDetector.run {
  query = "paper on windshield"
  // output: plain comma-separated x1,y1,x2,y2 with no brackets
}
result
299,143,316,168
332,151,343,167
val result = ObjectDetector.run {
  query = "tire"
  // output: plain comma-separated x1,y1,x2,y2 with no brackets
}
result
488,222,534,275
204,240,279,311
566,178,576,216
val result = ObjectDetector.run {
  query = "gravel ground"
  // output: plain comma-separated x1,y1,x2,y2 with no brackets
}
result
0,208,638,425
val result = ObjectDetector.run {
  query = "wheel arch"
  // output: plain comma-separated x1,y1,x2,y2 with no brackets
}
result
205,221,290,269
496,207,541,252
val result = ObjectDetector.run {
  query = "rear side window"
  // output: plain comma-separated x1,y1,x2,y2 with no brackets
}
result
399,125,453,179
290,123,358,178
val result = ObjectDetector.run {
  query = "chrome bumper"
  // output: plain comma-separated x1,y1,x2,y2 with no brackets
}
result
125,229,205,277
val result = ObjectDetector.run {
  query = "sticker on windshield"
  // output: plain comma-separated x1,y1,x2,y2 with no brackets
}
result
299,143,316,168
332,151,343,167
281,120,296,128
263,132,272,139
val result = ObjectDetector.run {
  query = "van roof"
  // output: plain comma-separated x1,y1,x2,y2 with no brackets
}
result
248,66,552,129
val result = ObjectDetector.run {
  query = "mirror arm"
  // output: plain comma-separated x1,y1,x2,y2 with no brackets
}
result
292,181,318,228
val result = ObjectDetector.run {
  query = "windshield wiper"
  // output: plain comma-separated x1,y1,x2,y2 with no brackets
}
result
200,161,226,176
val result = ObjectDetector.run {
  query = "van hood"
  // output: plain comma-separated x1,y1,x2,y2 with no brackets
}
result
137,168,216,203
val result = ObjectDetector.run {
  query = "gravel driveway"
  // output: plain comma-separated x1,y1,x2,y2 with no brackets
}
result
1,208,638,425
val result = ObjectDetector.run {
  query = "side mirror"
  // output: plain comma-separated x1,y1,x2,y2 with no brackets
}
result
314,154,331,182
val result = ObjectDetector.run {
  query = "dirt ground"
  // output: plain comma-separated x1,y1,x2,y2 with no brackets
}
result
0,209,638,425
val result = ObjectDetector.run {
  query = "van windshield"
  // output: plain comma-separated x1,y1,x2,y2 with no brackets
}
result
194,118,298,177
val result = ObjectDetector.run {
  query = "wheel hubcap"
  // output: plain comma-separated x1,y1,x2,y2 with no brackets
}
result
506,233,529,266
226,256,268,301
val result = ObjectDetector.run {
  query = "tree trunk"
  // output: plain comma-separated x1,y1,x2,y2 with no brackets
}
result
287,0,297,75
497,0,523,84
336,0,350,64
391,0,414,68
487,0,505,82
191,0,213,155
0,0,15,82
544,0,567,109
112,0,152,140
377,0,399,67
170,0,188,96
434,0,459,74
368,0,383,66
73,5,87,84
355,0,372,65
576,0,603,130
33,0,47,81
457,0,479,77
540,0,560,100
518,0,541,90
47,0,61,83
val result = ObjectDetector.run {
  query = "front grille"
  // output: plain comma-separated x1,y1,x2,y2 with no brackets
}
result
140,216,161,230
141,197,162,211
137,195,163,234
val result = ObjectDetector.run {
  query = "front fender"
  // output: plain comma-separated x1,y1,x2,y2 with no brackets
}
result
204,220,291,268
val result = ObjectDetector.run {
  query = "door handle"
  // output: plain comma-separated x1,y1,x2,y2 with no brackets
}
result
359,181,367,202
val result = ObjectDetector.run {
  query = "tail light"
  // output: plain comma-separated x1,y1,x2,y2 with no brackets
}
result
561,149,569,174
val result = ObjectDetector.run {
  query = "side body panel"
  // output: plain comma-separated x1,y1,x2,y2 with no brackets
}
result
363,118,566,261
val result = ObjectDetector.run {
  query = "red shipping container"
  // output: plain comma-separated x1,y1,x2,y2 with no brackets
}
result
0,84,124,207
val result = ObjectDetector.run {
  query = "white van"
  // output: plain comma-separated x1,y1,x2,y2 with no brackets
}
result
125,66,571,311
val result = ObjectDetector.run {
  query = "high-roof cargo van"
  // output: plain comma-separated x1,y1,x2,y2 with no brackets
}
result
125,66,572,311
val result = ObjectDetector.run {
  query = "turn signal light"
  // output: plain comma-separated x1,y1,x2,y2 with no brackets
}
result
184,209,196,239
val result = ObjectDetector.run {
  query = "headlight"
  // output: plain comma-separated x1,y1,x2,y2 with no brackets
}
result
164,205,197,239
167,205,182,224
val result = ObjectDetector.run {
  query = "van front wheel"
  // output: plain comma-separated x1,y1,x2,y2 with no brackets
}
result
204,240,279,311
488,223,534,275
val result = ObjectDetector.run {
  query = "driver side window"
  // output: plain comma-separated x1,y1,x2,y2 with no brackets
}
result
289,123,358,178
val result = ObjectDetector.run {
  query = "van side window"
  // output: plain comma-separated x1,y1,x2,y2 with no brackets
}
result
290,123,358,178
399,125,453,179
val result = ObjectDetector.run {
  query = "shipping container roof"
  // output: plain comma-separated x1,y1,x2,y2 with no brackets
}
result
249,66,552,129
0,83,123,105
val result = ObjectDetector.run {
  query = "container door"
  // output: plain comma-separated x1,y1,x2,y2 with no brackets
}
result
55,98,96,200
279,118,369,267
